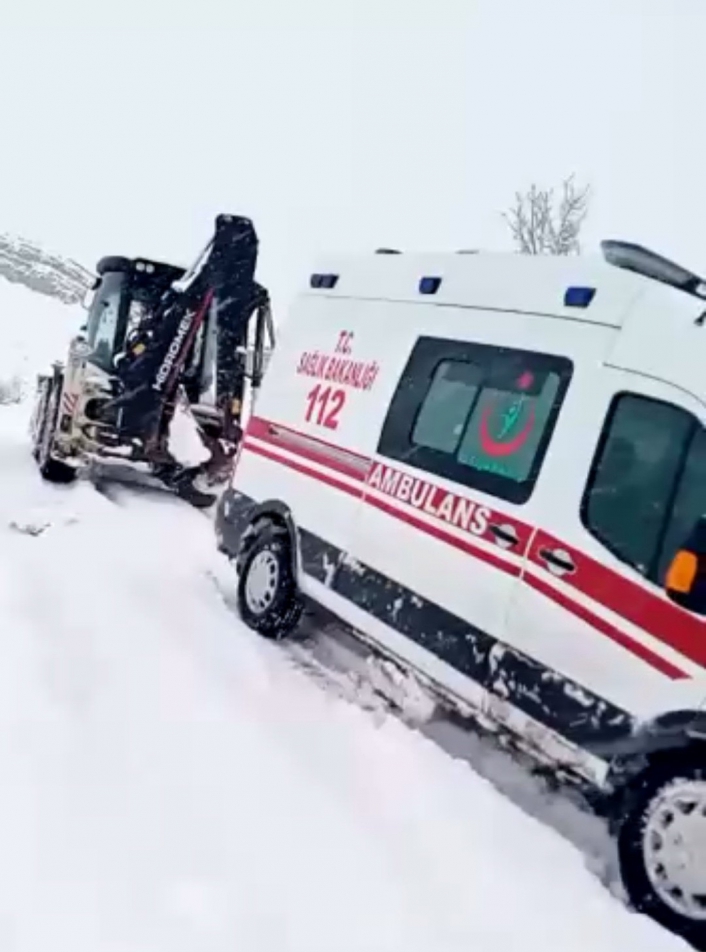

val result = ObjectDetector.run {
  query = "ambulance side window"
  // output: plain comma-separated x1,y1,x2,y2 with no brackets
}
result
411,360,483,453
378,336,573,505
657,427,706,582
582,392,706,582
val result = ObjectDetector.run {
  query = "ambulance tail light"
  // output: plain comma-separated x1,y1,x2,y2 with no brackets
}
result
564,286,596,308
664,515,706,616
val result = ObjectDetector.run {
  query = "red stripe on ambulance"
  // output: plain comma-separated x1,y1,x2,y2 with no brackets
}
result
243,440,364,500
529,529,706,671
246,417,370,482
365,460,534,556
242,416,694,679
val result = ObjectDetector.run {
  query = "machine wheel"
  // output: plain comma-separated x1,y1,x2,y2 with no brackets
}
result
236,523,302,639
617,755,706,949
29,377,50,462
36,377,76,484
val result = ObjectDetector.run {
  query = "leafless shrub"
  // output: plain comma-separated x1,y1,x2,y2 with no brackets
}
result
503,176,591,255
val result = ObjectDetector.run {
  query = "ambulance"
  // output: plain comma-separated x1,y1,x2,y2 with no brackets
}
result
215,239,706,945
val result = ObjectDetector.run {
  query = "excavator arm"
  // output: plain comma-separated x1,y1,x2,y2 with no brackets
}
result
112,213,269,449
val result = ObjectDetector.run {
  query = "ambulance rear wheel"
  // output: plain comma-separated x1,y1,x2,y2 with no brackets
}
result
617,756,706,949
36,378,75,485
236,524,302,639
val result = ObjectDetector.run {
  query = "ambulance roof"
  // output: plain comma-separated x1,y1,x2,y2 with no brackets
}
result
306,244,706,330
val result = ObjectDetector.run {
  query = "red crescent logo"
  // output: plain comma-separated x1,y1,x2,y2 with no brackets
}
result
479,406,535,458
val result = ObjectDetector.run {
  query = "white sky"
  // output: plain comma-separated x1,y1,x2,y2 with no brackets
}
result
0,0,704,311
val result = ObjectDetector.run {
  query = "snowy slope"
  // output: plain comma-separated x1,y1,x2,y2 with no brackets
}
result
0,232,93,305
0,277,689,951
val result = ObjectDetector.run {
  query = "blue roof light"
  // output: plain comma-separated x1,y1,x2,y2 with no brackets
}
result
310,273,339,289
564,286,596,308
419,276,442,295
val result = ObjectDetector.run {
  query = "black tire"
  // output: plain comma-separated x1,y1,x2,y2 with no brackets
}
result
36,378,76,485
29,383,47,463
236,524,302,639
617,756,706,949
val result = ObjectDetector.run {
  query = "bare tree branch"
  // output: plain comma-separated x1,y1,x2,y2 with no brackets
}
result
502,176,591,255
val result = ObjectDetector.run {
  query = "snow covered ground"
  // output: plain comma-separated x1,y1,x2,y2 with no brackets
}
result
0,280,690,951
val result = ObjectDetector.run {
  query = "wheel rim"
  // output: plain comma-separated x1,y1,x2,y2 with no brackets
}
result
244,550,280,615
642,778,706,920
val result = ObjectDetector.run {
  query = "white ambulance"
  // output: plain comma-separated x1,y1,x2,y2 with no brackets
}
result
215,239,706,945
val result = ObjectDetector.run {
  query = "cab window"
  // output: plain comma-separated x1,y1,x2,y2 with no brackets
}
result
86,271,127,372
582,393,706,582
378,336,573,505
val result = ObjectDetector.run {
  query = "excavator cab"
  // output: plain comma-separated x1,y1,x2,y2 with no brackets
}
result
83,256,185,374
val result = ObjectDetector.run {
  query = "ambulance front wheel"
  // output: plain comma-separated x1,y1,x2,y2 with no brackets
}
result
236,524,303,639
617,755,706,949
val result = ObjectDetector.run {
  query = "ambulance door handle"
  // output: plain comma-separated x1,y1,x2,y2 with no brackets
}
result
537,547,576,577
489,522,520,549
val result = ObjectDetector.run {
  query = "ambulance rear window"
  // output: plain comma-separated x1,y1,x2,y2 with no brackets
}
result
379,336,573,505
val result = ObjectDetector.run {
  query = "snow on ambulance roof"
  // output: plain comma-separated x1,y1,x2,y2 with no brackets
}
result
305,249,648,327
307,237,706,330
304,241,706,406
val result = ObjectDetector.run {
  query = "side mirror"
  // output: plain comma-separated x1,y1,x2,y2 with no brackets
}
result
665,516,706,616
